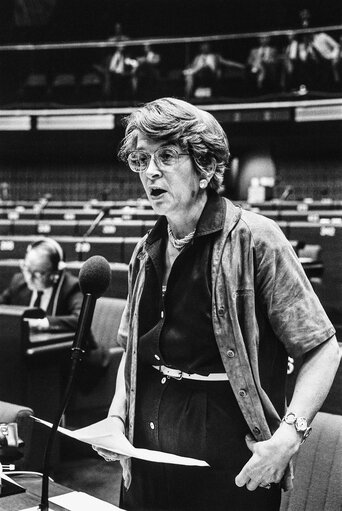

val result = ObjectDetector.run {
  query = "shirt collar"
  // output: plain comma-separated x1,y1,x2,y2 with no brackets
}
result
146,191,225,246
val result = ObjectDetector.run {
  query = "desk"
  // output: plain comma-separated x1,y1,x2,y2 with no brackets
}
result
0,476,72,511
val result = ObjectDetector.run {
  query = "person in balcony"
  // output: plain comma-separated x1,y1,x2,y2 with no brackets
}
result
108,22,129,43
93,97,340,511
183,42,244,98
132,44,161,99
246,35,279,93
104,44,138,100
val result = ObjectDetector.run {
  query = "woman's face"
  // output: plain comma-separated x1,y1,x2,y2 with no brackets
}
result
135,132,202,222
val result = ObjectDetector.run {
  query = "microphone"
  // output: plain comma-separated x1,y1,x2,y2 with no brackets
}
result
83,206,112,239
38,256,111,510
78,206,112,262
279,185,293,201
36,193,52,219
72,255,112,358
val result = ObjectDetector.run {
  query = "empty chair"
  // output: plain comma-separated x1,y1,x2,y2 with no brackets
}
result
280,411,342,511
66,297,126,427
51,73,77,104
20,73,49,102
79,71,103,103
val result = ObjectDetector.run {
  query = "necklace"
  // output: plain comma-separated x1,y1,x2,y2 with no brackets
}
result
167,224,195,250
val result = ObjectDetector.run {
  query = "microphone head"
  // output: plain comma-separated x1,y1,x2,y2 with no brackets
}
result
79,255,111,298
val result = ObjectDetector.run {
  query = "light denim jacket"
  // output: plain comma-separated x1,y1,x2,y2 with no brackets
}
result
117,198,335,490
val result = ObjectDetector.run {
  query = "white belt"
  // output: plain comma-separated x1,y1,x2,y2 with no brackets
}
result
152,365,229,381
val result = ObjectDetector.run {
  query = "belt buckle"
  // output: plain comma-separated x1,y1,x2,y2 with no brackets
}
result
166,367,183,380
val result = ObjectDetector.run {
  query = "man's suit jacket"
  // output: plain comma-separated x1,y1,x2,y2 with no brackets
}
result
0,270,82,332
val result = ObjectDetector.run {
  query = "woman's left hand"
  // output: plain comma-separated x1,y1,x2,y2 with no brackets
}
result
235,426,300,490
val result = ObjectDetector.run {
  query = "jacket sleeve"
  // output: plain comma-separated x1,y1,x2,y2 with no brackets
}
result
254,219,335,358
47,279,83,331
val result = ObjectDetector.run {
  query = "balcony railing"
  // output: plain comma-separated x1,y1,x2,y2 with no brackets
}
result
1,25,342,109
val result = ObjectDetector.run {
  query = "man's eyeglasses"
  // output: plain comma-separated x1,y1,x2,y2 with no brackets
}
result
127,146,189,173
20,261,51,280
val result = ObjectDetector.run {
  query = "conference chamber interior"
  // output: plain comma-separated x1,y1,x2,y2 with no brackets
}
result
0,0,341,509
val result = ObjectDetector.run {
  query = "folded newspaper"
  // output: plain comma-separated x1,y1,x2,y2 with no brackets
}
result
32,416,209,467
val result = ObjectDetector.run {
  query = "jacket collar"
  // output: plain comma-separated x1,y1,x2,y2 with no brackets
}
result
145,191,229,247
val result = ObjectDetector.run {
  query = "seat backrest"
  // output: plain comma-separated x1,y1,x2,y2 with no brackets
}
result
66,297,126,427
92,297,126,351
0,400,34,470
280,411,342,511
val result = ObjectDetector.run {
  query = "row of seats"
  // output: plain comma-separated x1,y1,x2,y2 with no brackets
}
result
0,235,140,264
248,200,342,211
2,199,342,211
0,199,151,210
256,210,342,223
0,241,324,303
0,208,158,222
0,259,128,300
0,219,155,238
0,212,341,238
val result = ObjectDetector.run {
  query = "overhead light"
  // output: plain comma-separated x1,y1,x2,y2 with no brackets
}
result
37,114,115,130
0,116,31,130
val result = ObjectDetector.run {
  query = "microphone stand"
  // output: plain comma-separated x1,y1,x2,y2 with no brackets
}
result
39,294,96,510
78,207,111,262
36,194,52,221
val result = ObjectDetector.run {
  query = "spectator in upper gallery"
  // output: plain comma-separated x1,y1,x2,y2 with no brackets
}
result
108,22,129,42
311,31,340,90
282,31,340,93
246,35,279,93
281,32,315,92
281,32,299,91
104,44,138,100
297,8,340,91
132,43,161,99
333,34,342,90
183,42,244,98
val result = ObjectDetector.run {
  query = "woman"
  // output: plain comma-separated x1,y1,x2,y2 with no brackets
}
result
94,97,340,511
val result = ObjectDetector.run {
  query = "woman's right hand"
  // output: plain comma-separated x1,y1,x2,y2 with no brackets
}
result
92,414,128,462
92,445,127,462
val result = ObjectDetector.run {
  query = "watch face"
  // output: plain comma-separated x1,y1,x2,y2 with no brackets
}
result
296,417,308,432
284,412,297,425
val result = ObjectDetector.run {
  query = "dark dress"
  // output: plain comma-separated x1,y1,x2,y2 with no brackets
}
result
121,196,281,511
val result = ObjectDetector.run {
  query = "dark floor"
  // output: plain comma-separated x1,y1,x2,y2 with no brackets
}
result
53,441,122,506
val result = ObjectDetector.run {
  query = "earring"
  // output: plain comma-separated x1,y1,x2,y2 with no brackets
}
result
199,179,207,189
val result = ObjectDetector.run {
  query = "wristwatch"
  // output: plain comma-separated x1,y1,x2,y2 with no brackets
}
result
282,412,312,444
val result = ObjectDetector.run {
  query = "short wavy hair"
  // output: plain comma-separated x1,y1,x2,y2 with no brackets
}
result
118,97,230,193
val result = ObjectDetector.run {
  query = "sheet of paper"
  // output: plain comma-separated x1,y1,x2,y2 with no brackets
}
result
49,491,124,510
32,416,209,467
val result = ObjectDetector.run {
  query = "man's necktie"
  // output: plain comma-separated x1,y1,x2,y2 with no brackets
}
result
33,291,43,308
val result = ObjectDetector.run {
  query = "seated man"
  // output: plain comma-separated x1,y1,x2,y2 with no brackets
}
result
246,35,279,93
183,42,244,98
132,43,161,99
105,44,138,100
0,237,110,391
0,238,82,333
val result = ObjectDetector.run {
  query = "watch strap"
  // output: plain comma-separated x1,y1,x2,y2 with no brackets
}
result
282,411,312,444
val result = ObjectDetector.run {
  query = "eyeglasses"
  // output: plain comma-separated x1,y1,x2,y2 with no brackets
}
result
127,146,189,173
20,261,51,280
